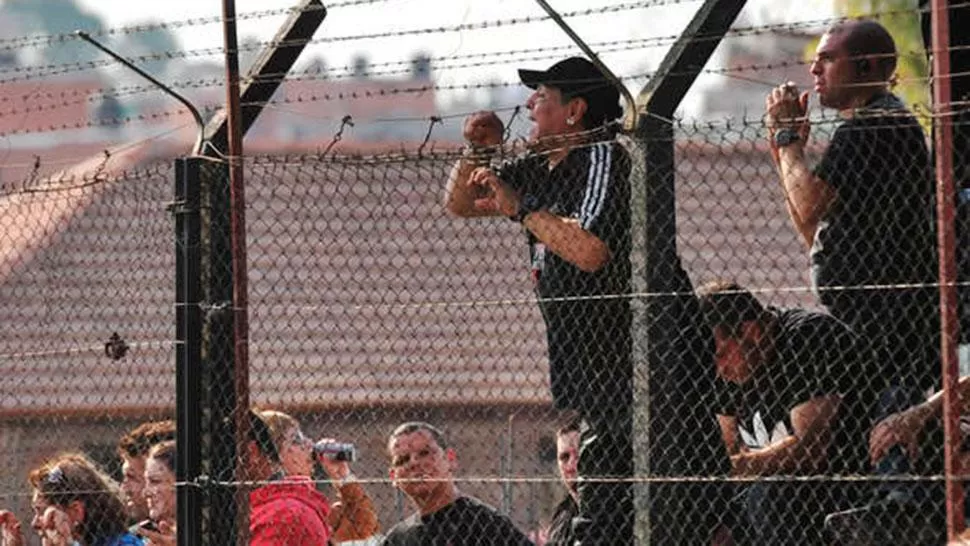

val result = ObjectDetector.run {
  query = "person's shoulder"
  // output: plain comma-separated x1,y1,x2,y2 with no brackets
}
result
578,137,631,160
853,93,922,128
455,496,534,543
250,481,331,526
450,496,509,522
551,495,578,517
774,307,859,348
102,533,145,546
453,495,501,513
497,150,544,171
380,513,422,543
775,307,839,329
775,307,839,337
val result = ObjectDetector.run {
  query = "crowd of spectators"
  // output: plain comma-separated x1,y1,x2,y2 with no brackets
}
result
1,7,968,545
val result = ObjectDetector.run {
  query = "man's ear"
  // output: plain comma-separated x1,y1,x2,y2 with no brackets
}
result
567,97,588,126
445,448,457,471
388,467,398,487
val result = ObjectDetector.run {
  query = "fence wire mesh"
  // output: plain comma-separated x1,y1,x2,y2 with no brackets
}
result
1,108,965,545
0,1,969,545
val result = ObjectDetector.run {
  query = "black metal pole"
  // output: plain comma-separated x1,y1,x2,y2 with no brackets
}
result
633,1,746,543
174,157,203,546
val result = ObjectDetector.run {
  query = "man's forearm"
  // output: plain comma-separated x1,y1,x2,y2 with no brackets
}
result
522,211,610,272
730,434,829,476
777,145,832,247
916,376,970,423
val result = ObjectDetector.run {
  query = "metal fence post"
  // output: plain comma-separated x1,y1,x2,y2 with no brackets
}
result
201,159,238,544
929,0,965,538
633,1,747,543
174,156,204,546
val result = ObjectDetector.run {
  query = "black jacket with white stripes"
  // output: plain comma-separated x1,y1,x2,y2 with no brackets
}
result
497,139,632,412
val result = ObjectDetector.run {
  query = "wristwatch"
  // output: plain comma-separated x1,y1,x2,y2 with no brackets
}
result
774,128,800,147
511,194,541,223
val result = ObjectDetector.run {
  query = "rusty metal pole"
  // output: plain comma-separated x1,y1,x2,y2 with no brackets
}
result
221,0,251,543
931,0,963,539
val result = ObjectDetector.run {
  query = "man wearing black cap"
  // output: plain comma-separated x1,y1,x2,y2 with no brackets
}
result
444,56,633,544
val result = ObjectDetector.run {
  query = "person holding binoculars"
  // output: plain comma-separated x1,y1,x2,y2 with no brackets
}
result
258,409,379,543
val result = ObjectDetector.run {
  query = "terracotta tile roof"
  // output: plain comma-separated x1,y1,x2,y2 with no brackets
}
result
0,128,816,417
0,79,104,136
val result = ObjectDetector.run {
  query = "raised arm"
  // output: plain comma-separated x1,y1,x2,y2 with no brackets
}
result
443,111,505,217
465,144,618,273
766,84,835,248
320,458,379,541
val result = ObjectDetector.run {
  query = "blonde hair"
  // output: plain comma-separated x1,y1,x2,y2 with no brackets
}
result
257,409,301,455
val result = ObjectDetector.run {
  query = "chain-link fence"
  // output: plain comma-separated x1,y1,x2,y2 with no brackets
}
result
2,113,965,545
2,2,970,546
0,161,177,543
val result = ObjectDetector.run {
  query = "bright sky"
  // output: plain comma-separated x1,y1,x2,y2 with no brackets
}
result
66,0,834,127
71,0,834,108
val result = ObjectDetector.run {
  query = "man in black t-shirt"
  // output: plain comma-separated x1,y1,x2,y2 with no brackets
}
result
444,57,633,544
764,20,941,516
766,19,939,395
699,282,876,545
381,422,532,546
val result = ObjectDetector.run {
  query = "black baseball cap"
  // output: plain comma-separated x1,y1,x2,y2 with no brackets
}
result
518,57,623,126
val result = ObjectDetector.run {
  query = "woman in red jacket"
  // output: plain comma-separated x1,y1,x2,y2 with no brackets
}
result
246,409,332,546
258,409,380,543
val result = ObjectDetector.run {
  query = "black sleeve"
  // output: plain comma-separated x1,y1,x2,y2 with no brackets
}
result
578,142,631,245
494,155,532,194
491,513,535,546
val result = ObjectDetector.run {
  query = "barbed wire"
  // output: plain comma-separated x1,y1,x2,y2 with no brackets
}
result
1,42,963,121
4,0,970,86
5,40,969,120
0,0,387,50
0,0,688,83
3,0,966,58
0,0,686,59
10,0,970,83
3,72,969,141
10,102,966,191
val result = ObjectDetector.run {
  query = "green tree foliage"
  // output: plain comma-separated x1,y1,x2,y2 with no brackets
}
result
835,0,930,114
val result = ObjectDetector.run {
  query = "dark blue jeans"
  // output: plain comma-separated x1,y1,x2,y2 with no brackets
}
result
733,481,870,546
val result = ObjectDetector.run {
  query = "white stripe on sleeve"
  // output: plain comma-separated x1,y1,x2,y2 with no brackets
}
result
580,142,611,230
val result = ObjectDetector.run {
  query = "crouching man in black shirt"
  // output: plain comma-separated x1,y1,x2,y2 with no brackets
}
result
380,422,533,546
698,281,878,545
